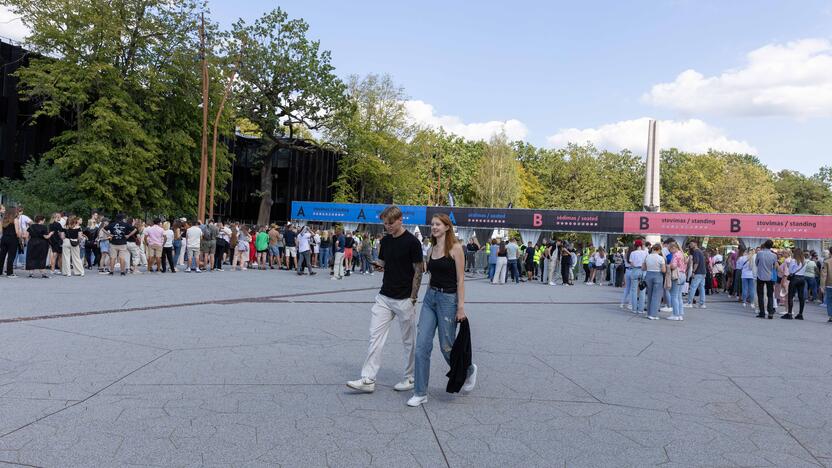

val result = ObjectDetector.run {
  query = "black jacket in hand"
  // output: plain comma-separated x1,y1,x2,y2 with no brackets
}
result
446,319,472,393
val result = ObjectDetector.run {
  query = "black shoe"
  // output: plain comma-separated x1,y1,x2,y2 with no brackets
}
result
781,313,793,319
108,272,114,276
310,271,317,276
828,317,832,322
120,272,126,276
297,272,305,275
795,314,803,320
767,314,774,319
756,313,765,318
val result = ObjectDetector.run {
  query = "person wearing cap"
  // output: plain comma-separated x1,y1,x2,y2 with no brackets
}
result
283,223,297,270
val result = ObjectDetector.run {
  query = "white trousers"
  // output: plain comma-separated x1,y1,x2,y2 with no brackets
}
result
492,257,508,284
333,252,345,278
61,239,84,276
361,294,416,381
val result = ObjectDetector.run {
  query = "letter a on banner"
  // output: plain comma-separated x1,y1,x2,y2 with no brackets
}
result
296,206,305,217
357,209,366,221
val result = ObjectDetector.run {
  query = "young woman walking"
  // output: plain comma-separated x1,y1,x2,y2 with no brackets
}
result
408,213,476,407
782,248,808,320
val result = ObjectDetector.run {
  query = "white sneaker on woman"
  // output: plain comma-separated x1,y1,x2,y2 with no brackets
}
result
407,395,428,407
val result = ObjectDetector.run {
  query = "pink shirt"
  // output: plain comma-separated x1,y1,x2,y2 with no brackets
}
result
671,251,686,272
145,224,165,246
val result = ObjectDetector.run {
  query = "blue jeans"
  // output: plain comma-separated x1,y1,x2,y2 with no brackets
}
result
173,239,182,266
508,259,519,283
620,268,633,304
687,274,706,305
741,278,756,304
319,248,331,269
488,262,496,280
826,287,832,317
626,269,645,311
414,288,468,397
805,277,818,301
671,272,685,316
645,271,664,317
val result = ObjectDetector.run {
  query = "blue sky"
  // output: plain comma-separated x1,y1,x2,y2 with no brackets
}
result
4,1,831,173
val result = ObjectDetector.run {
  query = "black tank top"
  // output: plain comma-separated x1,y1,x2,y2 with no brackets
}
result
428,254,457,290
2,222,17,240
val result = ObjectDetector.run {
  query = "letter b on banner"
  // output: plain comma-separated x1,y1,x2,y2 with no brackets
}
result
533,213,542,227
640,217,649,230
730,218,741,233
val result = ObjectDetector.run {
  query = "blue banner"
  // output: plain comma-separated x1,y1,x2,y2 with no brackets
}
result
291,201,427,225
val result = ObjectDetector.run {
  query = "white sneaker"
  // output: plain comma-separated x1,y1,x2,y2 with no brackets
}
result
407,395,428,407
625,304,632,310
549,282,556,286
462,364,478,392
393,378,415,392
699,304,707,309
660,307,672,313
647,316,659,320
666,316,682,321
346,377,375,393
683,303,693,308
619,303,626,309
185,268,191,272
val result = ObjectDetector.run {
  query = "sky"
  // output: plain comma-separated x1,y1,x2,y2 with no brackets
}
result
3,1,831,173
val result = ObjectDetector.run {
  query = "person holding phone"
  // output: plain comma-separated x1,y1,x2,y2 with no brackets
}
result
347,206,425,394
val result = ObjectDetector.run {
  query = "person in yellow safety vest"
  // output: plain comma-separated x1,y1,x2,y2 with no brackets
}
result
582,245,593,284
535,244,545,280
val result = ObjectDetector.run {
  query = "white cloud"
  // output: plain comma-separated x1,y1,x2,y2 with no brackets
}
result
404,99,528,141
547,118,757,155
643,38,832,118
0,6,30,43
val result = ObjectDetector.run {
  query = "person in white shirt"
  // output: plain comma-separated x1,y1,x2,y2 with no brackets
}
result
161,221,176,273
15,207,33,268
642,244,667,319
312,229,321,267
296,226,316,276
621,240,648,312
185,220,203,272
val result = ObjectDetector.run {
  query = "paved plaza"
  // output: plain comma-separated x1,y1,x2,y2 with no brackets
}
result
1,270,831,467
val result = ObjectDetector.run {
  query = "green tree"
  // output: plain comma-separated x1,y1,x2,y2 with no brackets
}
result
232,8,347,224
328,74,412,203
774,170,832,214
0,159,90,216
3,0,234,216
472,135,520,207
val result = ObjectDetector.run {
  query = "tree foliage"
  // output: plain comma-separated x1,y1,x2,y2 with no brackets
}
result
2,0,235,216
232,8,347,224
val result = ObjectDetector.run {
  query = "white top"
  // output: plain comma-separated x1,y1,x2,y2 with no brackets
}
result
219,226,231,242
628,249,647,268
163,229,174,248
713,254,723,263
593,253,606,267
644,253,666,272
185,226,203,248
298,231,311,252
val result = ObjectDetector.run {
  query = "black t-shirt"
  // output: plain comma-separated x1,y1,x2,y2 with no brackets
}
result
106,221,133,245
692,249,706,275
466,242,478,252
48,222,63,247
65,228,81,239
378,230,423,300
284,230,296,247
345,236,355,249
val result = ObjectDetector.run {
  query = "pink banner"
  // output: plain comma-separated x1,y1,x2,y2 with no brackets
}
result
623,212,832,239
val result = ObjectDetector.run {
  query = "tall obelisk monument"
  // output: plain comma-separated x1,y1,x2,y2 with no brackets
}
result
643,120,661,244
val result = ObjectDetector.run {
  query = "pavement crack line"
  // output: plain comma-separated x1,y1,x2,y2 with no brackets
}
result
420,406,451,468
22,323,171,352
531,353,604,404
0,461,44,468
0,350,172,440
727,376,823,467
635,340,654,357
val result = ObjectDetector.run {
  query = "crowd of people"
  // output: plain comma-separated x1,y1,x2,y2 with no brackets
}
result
3,204,831,326
0,205,386,279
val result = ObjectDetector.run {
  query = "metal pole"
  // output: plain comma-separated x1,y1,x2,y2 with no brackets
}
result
198,13,209,223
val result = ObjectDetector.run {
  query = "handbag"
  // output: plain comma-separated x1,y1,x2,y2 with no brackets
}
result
638,277,647,290
69,239,79,247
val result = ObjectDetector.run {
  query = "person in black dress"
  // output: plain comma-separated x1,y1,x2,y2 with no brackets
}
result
48,213,64,273
26,215,54,278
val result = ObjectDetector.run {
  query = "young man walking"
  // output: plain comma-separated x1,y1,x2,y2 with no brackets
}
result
347,206,425,393
755,239,779,319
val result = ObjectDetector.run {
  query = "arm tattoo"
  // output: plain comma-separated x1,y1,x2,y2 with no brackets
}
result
410,263,424,301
